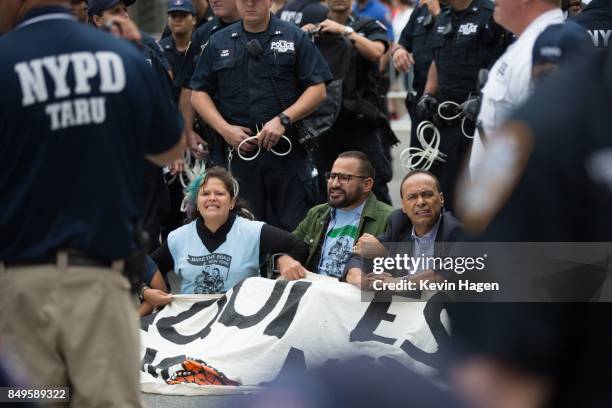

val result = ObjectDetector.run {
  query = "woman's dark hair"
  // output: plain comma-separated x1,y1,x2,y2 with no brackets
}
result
185,167,253,223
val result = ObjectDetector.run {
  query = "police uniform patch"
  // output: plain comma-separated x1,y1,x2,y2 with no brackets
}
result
219,49,232,57
458,23,478,35
270,40,295,53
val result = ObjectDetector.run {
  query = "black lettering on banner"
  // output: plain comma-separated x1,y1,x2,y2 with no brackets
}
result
399,291,451,369
264,281,312,338
141,348,187,380
349,301,397,345
140,312,157,332
157,297,227,345
148,354,187,381
218,280,287,329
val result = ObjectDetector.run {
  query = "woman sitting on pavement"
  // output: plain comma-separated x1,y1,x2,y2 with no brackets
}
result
139,167,308,314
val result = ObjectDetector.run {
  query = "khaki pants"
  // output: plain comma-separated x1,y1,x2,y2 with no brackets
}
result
0,254,141,407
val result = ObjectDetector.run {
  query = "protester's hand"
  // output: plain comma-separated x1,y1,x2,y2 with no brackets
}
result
353,234,387,258
420,0,442,16
186,129,208,160
416,94,438,122
259,116,284,151
277,255,308,281
106,17,142,43
393,47,415,73
221,124,256,153
318,19,347,35
143,289,172,309
302,23,318,33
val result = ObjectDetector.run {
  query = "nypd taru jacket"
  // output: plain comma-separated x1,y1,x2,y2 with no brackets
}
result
293,192,393,271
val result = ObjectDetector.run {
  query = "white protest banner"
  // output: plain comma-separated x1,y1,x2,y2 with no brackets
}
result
140,277,450,395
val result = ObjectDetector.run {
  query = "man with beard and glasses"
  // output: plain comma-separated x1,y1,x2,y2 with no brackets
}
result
276,151,393,280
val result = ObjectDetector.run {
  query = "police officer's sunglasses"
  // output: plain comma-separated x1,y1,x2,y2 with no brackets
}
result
325,172,369,184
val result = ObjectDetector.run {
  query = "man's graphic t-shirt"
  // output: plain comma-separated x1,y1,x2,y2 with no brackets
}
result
318,202,365,277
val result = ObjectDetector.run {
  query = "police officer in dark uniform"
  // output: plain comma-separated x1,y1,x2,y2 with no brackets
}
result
160,0,198,104
392,0,445,155
303,0,393,204
161,0,213,39
91,0,176,252
180,0,242,164
0,1,183,405
190,0,332,230
455,45,612,408
417,0,507,212
571,0,612,49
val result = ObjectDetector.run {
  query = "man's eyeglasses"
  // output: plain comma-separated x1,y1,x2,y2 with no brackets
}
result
325,172,369,184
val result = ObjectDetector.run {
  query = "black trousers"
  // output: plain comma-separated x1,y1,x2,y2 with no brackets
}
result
429,121,473,213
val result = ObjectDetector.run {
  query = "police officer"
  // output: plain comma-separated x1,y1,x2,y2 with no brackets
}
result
161,0,212,39
571,0,612,49
190,0,332,230
417,0,508,212
160,0,198,104
454,46,612,408
392,0,444,155
180,0,241,163
303,0,394,204
0,1,183,406
90,0,177,251
468,0,565,176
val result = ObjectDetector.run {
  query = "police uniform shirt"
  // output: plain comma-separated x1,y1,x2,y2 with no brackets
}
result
398,5,440,95
571,0,612,49
469,8,564,175
430,0,507,103
0,6,183,262
141,30,172,73
277,0,330,27
189,14,332,127
334,13,389,122
180,17,234,88
159,35,190,102
484,51,612,241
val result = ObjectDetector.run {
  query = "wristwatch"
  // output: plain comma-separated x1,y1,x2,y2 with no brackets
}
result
278,112,291,128
343,26,355,37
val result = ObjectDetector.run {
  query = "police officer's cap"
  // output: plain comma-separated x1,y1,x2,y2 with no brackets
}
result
167,0,196,15
88,0,136,17
532,22,590,66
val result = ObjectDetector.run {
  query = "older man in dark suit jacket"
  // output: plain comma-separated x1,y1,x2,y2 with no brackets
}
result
343,170,463,289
